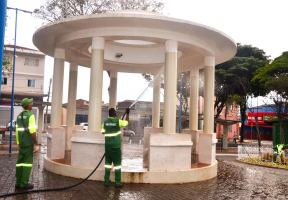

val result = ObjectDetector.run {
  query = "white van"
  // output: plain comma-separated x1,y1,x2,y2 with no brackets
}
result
79,122,88,130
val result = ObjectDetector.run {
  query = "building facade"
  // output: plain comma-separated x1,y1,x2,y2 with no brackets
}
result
244,105,275,141
0,45,46,127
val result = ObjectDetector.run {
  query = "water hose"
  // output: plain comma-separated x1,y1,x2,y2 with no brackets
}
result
0,109,130,198
0,154,105,198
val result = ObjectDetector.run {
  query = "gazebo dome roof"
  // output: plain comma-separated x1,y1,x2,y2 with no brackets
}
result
33,10,236,74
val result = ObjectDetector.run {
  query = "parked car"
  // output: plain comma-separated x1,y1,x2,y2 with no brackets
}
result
80,122,88,130
123,127,136,137
6,120,16,131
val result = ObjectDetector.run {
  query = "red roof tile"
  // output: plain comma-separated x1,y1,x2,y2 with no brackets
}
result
4,44,39,51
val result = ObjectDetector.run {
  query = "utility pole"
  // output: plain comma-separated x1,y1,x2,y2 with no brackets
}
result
44,78,52,131
7,7,32,154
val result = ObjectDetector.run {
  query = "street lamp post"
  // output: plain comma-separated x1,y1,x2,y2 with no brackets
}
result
7,7,32,154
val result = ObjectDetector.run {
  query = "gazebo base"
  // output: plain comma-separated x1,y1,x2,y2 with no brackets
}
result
43,155,217,184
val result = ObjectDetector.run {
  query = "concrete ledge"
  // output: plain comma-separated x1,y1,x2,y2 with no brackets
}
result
150,141,193,147
182,130,202,154
71,137,105,144
149,133,192,171
47,128,66,159
62,125,84,150
143,127,163,148
199,133,216,165
71,130,105,169
44,155,217,184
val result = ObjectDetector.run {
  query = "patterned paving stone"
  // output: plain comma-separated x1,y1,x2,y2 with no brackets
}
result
1,149,288,199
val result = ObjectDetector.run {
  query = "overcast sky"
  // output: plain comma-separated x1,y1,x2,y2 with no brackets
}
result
4,0,288,106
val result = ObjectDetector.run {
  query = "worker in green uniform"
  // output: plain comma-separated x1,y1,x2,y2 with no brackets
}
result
102,108,129,187
15,98,39,189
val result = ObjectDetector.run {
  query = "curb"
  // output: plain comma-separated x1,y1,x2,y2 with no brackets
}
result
236,159,288,170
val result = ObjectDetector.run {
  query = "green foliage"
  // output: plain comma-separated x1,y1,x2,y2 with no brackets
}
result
266,74,288,98
253,51,288,96
215,43,270,97
2,54,12,77
214,44,270,119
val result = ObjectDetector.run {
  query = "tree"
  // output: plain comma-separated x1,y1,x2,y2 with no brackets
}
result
265,93,288,145
2,16,12,77
257,52,288,144
33,0,165,22
141,71,191,117
214,44,270,116
252,51,288,95
214,44,270,140
236,76,262,147
2,56,12,76
2,46,12,77
176,72,190,116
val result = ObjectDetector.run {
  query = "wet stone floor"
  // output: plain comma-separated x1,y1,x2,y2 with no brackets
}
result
1,152,288,199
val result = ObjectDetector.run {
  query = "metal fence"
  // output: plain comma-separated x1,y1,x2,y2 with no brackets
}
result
238,145,288,167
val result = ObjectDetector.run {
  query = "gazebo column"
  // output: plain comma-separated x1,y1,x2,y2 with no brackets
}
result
47,48,66,159
37,104,45,145
199,56,217,165
88,37,104,132
152,72,161,128
163,41,178,134
71,37,105,170
63,63,83,151
109,71,118,109
144,72,162,148
182,68,202,155
149,40,192,171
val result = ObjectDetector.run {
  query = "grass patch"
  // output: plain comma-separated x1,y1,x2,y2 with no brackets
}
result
239,157,288,169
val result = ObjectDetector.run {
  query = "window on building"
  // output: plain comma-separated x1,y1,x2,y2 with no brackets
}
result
25,58,39,67
228,104,233,111
228,125,232,132
28,80,35,87
1,77,7,85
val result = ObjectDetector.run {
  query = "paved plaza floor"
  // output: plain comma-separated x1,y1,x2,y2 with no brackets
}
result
1,133,287,199
1,152,288,199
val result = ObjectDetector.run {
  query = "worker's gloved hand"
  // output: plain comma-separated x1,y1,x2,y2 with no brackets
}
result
126,108,130,114
33,144,40,153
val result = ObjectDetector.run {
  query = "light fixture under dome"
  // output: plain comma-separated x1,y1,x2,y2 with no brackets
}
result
114,40,157,46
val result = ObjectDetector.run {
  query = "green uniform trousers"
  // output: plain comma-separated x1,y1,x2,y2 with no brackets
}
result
104,147,121,186
16,145,34,187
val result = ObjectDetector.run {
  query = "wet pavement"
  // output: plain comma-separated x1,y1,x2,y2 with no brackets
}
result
0,132,19,154
1,134,288,199
1,152,288,199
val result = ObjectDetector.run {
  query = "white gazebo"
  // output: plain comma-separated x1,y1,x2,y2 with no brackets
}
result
33,10,236,183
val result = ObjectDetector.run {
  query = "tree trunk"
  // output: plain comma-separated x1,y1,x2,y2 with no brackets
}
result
240,120,244,142
279,116,285,144
249,108,261,148
254,114,261,148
